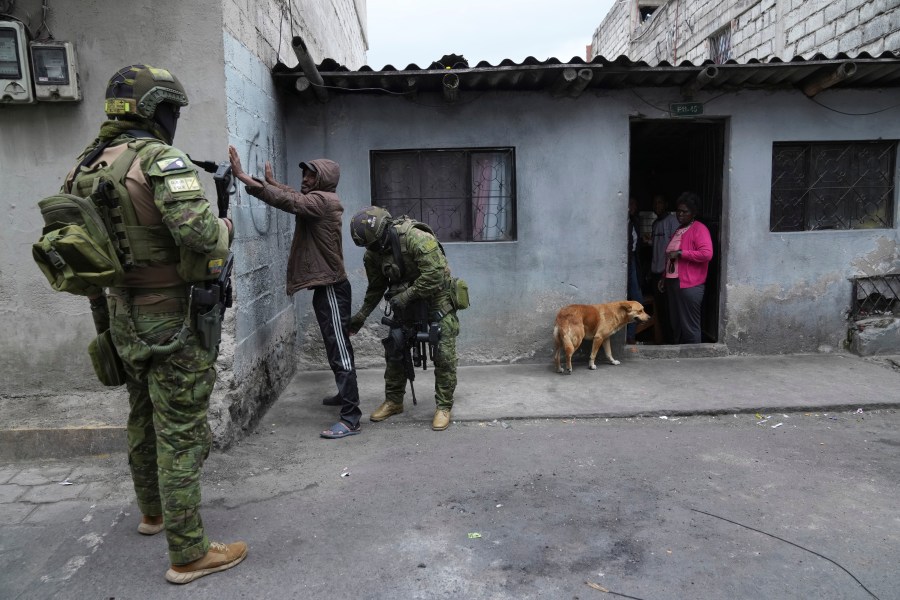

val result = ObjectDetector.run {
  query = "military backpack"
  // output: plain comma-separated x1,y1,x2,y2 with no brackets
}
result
33,133,226,296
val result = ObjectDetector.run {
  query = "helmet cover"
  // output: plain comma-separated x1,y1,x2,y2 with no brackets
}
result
104,64,188,120
350,206,392,248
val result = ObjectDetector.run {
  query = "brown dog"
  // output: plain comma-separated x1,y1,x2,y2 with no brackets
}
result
553,300,650,374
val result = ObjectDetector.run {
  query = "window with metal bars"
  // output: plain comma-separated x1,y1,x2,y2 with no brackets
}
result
709,24,733,64
849,274,900,320
370,148,516,242
770,141,896,232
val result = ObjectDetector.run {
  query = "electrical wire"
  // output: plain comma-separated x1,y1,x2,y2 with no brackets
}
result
690,508,881,600
304,79,488,108
807,94,900,116
33,0,52,40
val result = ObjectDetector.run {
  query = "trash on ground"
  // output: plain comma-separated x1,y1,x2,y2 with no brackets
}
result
500,421,511,429
855,408,864,414
585,581,609,592
756,417,771,425
771,422,783,429
496,504,503,508
59,479,73,485
340,468,350,477
468,532,482,539
659,416,668,420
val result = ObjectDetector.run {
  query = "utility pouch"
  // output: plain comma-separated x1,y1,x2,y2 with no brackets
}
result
32,193,125,296
87,329,126,387
194,303,222,351
449,277,470,310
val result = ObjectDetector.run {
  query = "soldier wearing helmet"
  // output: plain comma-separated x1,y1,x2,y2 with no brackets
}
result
348,206,461,431
61,65,245,583
228,146,362,440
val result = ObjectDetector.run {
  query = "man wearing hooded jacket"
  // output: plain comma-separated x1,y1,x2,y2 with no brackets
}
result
228,147,361,439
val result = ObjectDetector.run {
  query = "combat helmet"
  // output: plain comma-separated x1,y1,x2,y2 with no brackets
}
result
350,206,392,249
104,64,188,120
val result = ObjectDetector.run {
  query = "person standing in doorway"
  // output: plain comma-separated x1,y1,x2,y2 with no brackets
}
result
649,194,679,343
659,192,713,344
626,197,645,344
228,147,362,439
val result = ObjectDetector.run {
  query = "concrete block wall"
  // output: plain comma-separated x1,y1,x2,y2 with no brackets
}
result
592,0,900,64
218,0,366,445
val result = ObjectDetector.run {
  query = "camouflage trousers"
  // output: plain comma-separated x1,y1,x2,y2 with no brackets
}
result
385,311,459,409
108,291,216,566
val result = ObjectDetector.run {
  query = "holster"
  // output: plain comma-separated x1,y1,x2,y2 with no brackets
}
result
88,329,126,387
381,326,406,363
190,281,227,352
194,302,222,351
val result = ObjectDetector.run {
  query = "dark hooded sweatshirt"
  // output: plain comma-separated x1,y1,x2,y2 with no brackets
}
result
244,158,347,295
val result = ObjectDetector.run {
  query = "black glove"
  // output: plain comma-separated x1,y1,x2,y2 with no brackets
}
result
389,290,412,313
349,312,366,334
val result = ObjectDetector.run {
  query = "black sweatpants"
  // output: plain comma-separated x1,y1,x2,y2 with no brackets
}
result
312,280,361,428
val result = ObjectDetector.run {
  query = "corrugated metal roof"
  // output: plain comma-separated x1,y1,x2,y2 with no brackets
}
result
272,51,900,103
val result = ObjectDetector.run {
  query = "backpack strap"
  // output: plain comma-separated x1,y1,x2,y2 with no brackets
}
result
387,226,405,282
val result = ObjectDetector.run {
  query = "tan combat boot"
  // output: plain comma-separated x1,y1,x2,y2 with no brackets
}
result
432,408,451,431
370,400,404,422
137,514,164,536
165,541,248,584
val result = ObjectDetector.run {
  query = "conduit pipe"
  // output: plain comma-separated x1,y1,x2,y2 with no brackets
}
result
292,35,328,103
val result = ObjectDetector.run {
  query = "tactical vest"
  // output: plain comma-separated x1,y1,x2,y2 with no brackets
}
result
381,217,442,283
383,218,469,311
34,136,226,296
69,139,180,271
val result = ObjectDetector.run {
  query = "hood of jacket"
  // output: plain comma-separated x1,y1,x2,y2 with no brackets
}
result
303,159,340,193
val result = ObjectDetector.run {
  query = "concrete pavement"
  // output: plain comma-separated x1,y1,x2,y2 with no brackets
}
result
2,350,898,460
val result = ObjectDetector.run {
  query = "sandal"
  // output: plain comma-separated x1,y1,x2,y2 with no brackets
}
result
320,421,361,439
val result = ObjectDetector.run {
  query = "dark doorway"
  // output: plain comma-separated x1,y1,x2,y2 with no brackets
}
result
629,119,725,344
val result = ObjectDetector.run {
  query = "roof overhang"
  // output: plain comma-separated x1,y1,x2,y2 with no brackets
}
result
272,49,900,104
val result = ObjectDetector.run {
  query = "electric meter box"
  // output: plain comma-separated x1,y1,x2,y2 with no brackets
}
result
30,40,81,101
0,19,35,104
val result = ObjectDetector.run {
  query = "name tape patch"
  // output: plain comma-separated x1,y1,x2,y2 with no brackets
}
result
166,175,200,193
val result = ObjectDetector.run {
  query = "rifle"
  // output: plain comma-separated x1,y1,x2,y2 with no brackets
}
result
381,299,441,406
186,157,236,350
189,157,236,220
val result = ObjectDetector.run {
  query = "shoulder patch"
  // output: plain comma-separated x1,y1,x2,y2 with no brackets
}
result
156,157,187,172
166,174,201,193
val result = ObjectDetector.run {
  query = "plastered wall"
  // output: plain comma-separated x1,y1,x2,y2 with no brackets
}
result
284,85,899,360
0,0,366,447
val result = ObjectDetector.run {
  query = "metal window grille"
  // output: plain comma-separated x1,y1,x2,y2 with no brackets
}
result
849,274,900,320
709,25,732,64
371,148,516,242
770,141,896,232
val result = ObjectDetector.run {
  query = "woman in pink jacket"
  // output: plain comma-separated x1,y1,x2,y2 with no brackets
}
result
658,192,713,344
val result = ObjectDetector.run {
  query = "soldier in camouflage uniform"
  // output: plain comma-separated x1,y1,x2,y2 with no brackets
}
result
62,65,246,583
348,207,460,431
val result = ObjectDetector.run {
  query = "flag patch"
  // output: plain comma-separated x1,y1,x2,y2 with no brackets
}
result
157,157,187,172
